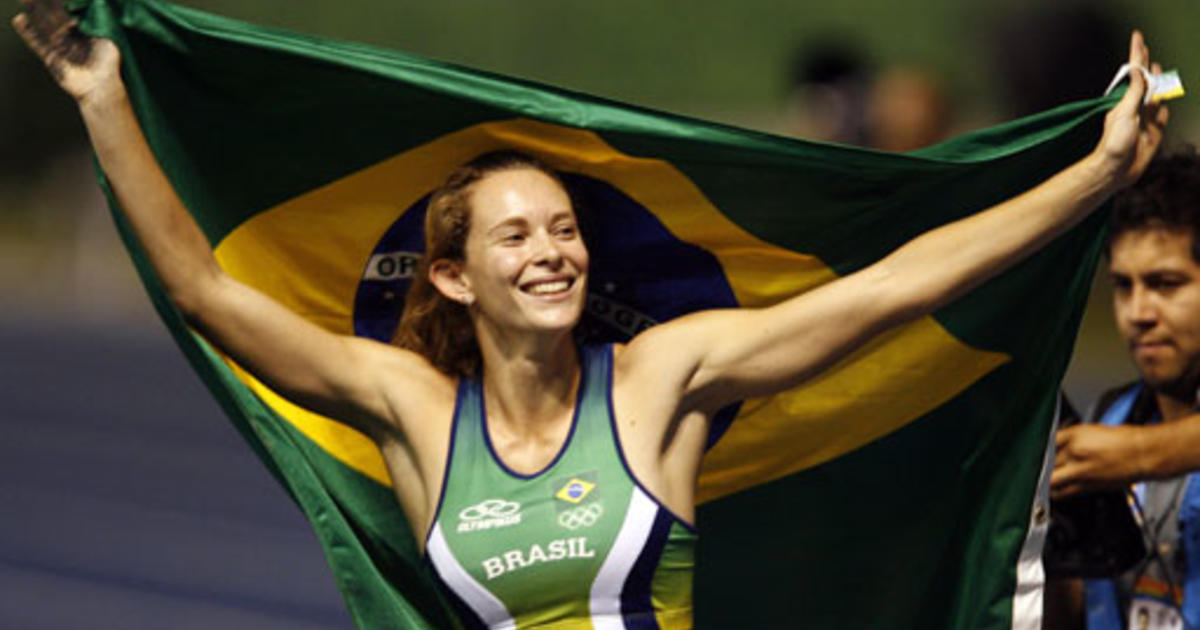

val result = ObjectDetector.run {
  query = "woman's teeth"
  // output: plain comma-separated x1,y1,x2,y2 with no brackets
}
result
526,280,569,295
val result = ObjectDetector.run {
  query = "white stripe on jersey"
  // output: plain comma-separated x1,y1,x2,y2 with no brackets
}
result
427,523,517,630
589,487,659,629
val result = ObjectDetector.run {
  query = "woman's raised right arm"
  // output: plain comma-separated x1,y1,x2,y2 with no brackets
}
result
13,3,443,439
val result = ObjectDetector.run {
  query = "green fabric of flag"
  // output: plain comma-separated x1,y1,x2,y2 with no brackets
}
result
75,0,1117,627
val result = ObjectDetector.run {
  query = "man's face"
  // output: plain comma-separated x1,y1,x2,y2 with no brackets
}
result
1111,227,1200,397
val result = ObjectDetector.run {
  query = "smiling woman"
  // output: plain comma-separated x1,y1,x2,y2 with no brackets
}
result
451,166,588,334
409,152,589,378
395,152,583,378
10,0,1173,625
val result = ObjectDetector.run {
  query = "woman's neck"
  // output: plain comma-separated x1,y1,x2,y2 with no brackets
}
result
476,327,580,438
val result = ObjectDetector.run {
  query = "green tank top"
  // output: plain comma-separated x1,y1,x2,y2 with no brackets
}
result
425,345,695,629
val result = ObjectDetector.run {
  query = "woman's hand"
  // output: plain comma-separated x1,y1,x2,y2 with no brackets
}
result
12,0,123,108
1092,31,1171,191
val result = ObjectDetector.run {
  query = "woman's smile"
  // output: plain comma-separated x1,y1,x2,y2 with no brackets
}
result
520,276,576,298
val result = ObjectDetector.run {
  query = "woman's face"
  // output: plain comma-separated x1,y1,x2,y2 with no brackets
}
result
459,167,589,337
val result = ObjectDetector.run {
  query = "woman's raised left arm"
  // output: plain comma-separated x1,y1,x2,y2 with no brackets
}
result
625,31,1168,414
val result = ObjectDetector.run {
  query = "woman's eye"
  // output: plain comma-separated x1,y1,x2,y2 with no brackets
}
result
555,224,577,237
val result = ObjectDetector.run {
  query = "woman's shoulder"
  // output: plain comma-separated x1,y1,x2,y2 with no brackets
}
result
611,320,701,380
361,339,460,427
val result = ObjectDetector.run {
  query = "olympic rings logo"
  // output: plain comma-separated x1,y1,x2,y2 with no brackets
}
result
459,499,522,521
558,503,604,530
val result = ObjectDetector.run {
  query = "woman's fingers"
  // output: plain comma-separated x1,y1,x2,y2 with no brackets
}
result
30,0,92,65
1156,102,1171,128
13,1,53,51
1138,46,1168,154
26,0,59,40
1130,31,1146,70
12,12,54,67
1124,31,1149,105
12,0,112,104
1104,32,1150,124
1132,29,1149,67
13,0,94,78
13,12,67,82
11,12,29,39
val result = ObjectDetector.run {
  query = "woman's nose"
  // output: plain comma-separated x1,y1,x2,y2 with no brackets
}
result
531,230,563,266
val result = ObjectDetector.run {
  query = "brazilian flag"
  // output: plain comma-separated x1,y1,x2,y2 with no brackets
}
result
79,0,1115,627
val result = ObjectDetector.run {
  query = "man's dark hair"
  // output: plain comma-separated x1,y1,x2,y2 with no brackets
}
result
1108,145,1200,261
788,39,868,89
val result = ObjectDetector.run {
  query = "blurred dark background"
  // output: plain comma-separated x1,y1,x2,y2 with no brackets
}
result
2,0,1197,627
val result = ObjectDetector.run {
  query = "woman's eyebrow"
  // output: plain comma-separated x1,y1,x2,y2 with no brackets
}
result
486,216,529,235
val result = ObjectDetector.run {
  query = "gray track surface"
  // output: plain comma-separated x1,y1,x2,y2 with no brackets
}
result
0,317,352,629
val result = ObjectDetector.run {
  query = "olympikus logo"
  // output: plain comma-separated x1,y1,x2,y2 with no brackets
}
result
482,537,595,580
457,499,521,533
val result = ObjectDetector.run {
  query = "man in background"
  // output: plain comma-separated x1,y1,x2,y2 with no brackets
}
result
1050,147,1200,630
783,39,873,146
783,39,952,151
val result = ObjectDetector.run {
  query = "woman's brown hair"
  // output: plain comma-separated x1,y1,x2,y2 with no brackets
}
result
393,151,568,377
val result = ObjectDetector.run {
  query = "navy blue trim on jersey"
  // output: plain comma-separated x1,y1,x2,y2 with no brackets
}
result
422,554,489,630
618,507,676,629
423,378,469,553
602,344,697,533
